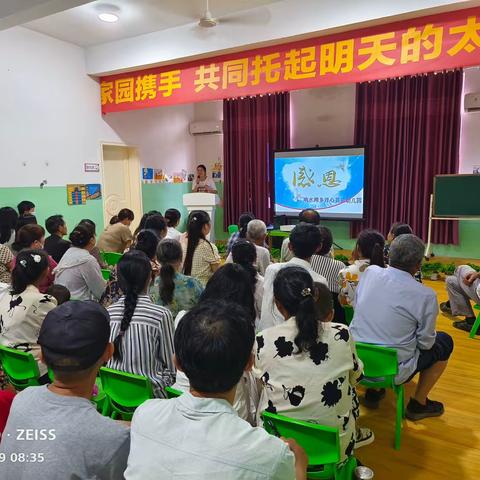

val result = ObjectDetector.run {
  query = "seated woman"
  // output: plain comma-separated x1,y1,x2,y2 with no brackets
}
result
132,230,160,277
226,212,255,255
0,249,57,378
0,207,18,252
338,229,385,307
0,244,14,285
78,219,106,268
12,225,57,293
164,209,182,241
133,210,162,238
144,214,168,240
231,240,263,331
107,251,175,398
173,264,258,424
254,267,372,463
54,224,106,301
151,239,203,318
182,211,220,286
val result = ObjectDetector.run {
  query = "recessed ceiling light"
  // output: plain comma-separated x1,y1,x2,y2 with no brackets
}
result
98,12,119,23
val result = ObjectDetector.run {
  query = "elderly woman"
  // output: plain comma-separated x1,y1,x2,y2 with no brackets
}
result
350,234,454,420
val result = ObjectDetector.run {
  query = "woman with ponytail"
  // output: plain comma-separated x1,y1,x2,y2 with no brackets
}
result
231,240,263,330
338,229,385,307
0,249,56,378
12,224,57,293
254,266,372,463
182,210,220,285
107,251,175,398
151,239,203,317
54,224,106,301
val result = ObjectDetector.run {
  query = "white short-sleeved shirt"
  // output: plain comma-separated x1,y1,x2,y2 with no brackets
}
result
225,244,271,276
125,393,295,480
193,177,216,192
259,257,328,331
166,227,182,241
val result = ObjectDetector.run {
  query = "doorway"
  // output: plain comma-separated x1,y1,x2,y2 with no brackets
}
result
101,144,143,231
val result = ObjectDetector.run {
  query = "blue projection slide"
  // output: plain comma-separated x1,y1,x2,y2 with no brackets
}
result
274,154,365,219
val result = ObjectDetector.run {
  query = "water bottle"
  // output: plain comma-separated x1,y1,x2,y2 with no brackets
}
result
354,466,374,480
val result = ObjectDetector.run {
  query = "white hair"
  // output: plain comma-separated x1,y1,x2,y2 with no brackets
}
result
389,234,425,271
247,219,267,241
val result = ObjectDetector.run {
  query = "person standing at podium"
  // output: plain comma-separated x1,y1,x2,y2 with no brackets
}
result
192,164,217,194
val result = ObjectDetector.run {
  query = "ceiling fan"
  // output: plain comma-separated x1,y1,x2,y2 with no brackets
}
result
198,0,271,28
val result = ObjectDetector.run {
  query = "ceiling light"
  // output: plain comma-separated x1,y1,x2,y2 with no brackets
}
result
98,12,119,23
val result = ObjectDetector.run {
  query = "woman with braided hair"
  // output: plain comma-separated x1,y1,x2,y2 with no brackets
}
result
107,250,175,398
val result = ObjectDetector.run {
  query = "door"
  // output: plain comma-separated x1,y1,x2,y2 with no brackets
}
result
102,145,142,231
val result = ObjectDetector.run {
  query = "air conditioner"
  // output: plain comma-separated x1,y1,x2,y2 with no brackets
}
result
189,121,223,135
464,93,480,112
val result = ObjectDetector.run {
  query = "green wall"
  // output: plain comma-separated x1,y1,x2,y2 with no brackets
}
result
1,185,477,258
0,187,105,233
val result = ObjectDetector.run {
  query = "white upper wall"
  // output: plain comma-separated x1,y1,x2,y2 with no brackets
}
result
0,26,121,187
85,0,470,75
460,67,480,173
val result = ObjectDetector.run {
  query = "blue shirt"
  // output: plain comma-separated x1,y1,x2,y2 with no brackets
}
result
125,392,295,479
350,266,438,384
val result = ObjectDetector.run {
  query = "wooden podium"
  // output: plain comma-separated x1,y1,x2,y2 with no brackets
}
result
183,193,220,242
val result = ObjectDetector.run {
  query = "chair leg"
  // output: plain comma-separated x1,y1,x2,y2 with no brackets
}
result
468,312,480,339
395,385,404,450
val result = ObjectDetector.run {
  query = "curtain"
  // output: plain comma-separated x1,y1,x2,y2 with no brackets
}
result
223,92,290,228
352,70,462,245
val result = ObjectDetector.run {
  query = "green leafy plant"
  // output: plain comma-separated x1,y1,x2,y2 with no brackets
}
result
467,263,480,272
440,263,456,276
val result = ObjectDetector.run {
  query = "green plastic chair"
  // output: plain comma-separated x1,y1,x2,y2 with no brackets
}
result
227,225,239,235
101,268,111,281
165,386,183,398
355,342,405,450
468,309,480,339
99,367,153,420
0,345,40,390
101,252,123,266
343,306,354,326
261,411,357,479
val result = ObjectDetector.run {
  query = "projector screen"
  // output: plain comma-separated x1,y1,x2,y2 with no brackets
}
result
273,146,366,220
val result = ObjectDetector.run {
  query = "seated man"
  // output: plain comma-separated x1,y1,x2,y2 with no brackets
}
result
280,209,321,262
0,301,130,479
260,223,328,331
350,234,453,420
441,265,480,334
125,300,308,480
44,214,70,263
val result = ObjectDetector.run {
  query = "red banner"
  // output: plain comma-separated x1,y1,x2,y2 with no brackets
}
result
100,8,480,114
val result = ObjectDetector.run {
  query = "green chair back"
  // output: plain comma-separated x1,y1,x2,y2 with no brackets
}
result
261,411,357,479
101,268,111,281
227,225,239,235
101,252,123,266
165,386,183,398
355,342,398,387
343,306,354,326
0,345,40,390
99,367,153,420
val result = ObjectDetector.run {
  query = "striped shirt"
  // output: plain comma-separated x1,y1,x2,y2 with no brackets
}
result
310,254,346,293
107,295,175,398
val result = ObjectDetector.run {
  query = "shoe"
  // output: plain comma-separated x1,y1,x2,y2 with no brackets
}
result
453,319,477,334
406,398,444,420
439,302,452,314
355,427,374,448
362,388,386,409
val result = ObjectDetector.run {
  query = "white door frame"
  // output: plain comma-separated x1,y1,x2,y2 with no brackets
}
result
99,141,143,229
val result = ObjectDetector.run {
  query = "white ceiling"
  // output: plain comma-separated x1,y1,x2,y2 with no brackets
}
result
24,0,280,47
0,0,93,30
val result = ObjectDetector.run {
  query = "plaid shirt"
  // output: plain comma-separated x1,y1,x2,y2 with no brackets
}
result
226,232,240,255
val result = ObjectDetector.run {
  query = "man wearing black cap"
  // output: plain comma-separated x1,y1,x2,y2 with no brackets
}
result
0,301,130,479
